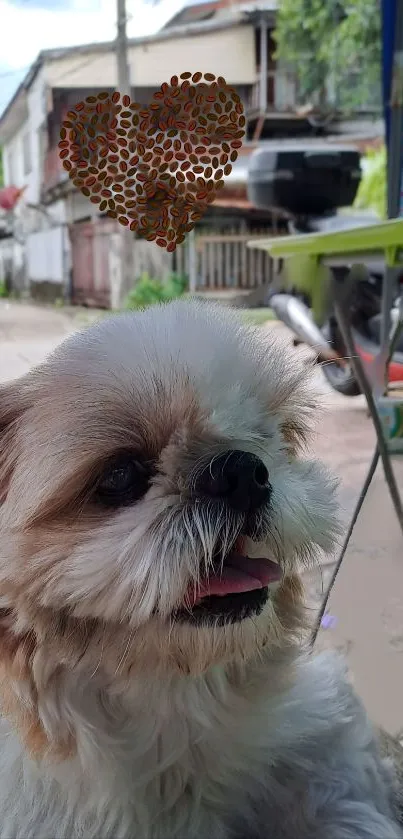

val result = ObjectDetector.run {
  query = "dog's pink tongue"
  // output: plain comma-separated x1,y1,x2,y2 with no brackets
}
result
192,553,281,604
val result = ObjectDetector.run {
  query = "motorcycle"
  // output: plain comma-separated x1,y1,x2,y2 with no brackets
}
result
247,143,403,396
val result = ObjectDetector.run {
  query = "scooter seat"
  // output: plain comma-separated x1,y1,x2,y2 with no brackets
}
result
366,314,403,354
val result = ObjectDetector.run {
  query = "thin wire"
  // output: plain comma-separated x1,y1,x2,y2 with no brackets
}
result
0,66,30,79
311,303,403,644
46,9,135,87
1,6,136,90
334,301,403,531
311,447,379,643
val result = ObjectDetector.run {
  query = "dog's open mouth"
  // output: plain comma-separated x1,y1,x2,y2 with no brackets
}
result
176,536,282,626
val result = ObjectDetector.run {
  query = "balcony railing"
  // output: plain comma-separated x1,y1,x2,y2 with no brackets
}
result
42,145,69,195
247,69,381,116
247,70,299,113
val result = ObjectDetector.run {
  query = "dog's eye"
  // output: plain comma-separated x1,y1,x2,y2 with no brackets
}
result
94,454,151,507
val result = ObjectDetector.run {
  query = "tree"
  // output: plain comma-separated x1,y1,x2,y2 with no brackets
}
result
275,0,381,112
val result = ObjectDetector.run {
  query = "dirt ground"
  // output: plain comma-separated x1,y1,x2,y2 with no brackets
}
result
1,301,402,734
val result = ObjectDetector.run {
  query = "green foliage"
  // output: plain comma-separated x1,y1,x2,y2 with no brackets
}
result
161,272,188,300
124,272,188,310
354,146,386,219
0,281,8,298
275,0,381,112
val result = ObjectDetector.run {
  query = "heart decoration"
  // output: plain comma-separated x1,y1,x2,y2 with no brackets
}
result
59,73,246,252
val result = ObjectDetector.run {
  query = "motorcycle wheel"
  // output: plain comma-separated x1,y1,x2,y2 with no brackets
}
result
320,322,361,397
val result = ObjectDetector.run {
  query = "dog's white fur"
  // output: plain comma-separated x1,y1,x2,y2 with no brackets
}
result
0,300,400,838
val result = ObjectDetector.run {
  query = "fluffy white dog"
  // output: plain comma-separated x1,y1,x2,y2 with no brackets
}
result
0,300,400,838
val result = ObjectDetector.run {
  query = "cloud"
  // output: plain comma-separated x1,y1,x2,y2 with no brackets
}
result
0,0,181,69
0,0,116,69
7,0,76,8
0,66,26,114
0,0,182,114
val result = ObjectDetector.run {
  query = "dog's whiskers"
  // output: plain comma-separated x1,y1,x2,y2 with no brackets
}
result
114,630,134,677
90,625,106,680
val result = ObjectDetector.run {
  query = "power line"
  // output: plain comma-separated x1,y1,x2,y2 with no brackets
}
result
0,7,140,88
115,0,134,302
0,65,30,79
32,10,135,88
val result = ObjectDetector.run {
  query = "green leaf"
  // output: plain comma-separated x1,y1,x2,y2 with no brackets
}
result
275,0,381,111
124,271,188,310
354,146,386,219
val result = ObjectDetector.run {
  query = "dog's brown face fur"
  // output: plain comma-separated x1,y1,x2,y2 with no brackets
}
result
0,302,338,756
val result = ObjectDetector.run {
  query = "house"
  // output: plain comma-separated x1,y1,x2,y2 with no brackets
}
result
0,0,381,307
0,63,71,303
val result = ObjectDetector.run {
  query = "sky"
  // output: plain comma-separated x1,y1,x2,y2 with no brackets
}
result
0,0,187,114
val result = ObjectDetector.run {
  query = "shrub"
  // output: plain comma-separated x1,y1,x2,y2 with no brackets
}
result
124,272,188,310
0,281,8,298
161,272,188,300
354,146,386,220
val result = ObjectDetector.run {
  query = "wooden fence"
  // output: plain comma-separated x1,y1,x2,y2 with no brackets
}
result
67,218,282,307
173,229,281,291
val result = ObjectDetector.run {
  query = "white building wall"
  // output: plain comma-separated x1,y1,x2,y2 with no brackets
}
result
2,76,43,206
26,70,48,208
0,237,25,293
26,227,64,284
1,67,68,293
2,68,64,221
47,26,256,90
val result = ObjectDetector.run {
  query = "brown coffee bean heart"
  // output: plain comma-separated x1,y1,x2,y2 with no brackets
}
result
59,73,245,251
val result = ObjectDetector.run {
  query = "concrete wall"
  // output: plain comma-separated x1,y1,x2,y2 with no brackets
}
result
1,67,69,297
2,67,47,209
26,226,64,284
47,26,256,90
0,238,25,293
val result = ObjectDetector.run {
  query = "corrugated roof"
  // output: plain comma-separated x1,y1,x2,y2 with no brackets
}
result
162,1,218,29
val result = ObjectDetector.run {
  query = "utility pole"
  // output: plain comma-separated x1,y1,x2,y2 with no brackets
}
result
116,0,135,305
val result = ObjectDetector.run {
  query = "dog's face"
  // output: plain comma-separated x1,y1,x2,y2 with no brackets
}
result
0,301,338,689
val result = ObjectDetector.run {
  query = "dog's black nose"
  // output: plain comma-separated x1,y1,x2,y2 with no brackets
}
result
196,450,271,513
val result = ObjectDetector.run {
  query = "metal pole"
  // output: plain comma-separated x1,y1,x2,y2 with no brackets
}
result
116,0,135,306
259,16,268,114
188,229,196,294
387,0,403,220
375,0,403,393
116,0,132,99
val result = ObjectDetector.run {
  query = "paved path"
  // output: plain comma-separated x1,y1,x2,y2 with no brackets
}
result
0,301,73,382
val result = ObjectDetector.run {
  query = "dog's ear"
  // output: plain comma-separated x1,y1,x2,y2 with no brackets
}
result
0,605,79,761
0,377,32,502
0,377,32,431
0,608,48,757
0,380,66,759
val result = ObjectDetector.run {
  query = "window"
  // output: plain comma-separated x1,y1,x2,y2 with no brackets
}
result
23,131,32,176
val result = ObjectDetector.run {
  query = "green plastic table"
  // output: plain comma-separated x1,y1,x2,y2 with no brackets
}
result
248,217,403,264
248,216,403,544
248,217,403,327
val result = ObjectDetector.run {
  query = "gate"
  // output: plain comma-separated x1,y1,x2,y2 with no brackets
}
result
69,219,113,308
173,229,280,290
